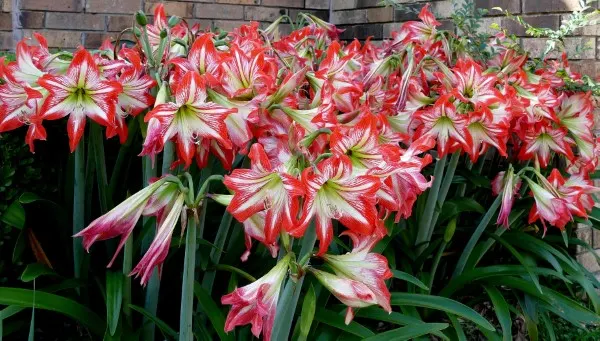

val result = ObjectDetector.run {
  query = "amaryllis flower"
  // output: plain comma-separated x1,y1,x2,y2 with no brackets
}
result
313,225,392,324
310,268,379,324
517,123,575,168
525,176,572,231
557,93,595,160
74,178,167,266
452,58,503,110
38,48,122,151
368,135,434,221
222,254,291,341
219,46,274,100
140,71,235,168
492,166,521,227
241,211,279,262
415,95,472,157
171,33,222,85
131,189,186,285
289,155,380,255
330,115,400,174
223,143,304,244
399,4,440,47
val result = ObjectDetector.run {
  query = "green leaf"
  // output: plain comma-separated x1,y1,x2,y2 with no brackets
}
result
363,323,448,341
438,198,485,224
447,314,466,341
452,195,502,278
106,272,124,336
540,312,556,341
484,286,511,341
298,284,316,341
129,304,177,340
1,200,25,229
392,270,429,290
0,287,105,336
353,307,449,340
390,293,495,331
20,263,56,282
12,229,26,263
193,282,235,341
314,309,375,338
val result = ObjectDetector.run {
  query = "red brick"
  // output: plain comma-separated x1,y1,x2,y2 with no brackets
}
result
244,6,286,21
21,0,83,12
184,18,213,30
0,31,13,50
24,30,83,48
290,9,327,21
195,4,244,19
305,0,329,9
213,20,251,32
46,12,106,31
107,15,133,32
216,0,259,4
85,32,116,49
366,7,392,23
331,9,366,25
0,12,10,30
262,0,304,7
570,61,600,78
475,0,520,14
19,11,45,29
332,0,356,10
86,0,141,14
523,0,583,13
356,0,381,8
145,2,194,17
2,0,11,12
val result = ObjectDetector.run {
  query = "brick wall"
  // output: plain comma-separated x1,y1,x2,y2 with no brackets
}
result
330,0,600,77
1,0,329,50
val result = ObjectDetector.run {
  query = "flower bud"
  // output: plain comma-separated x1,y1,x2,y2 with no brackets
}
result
168,15,181,28
135,11,148,26
133,27,142,37
159,29,168,39
444,217,457,243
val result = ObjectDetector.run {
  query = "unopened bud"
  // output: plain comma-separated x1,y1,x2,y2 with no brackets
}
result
159,29,168,39
168,15,181,28
444,218,457,243
135,11,148,26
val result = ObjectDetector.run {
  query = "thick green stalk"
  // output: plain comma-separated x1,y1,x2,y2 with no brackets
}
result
72,140,86,279
108,119,139,198
452,195,502,278
271,221,317,341
428,241,447,294
415,155,447,254
90,123,112,213
141,156,158,341
122,236,133,325
201,212,234,293
161,141,175,175
179,211,198,341
425,152,460,243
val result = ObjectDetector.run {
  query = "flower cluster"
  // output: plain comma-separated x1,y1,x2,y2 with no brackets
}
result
1,4,599,341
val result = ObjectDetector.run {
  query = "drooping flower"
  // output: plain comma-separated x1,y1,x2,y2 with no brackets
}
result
492,166,522,227
313,224,392,324
289,155,380,255
74,178,167,266
38,48,122,151
525,176,572,231
240,211,279,262
223,143,305,244
222,254,291,341
130,188,186,285
140,71,235,168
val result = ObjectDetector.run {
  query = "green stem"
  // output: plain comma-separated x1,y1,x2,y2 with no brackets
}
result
428,241,447,294
90,123,112,213
141,156,159,341
161,141,175,175
452,195,502,278
271,220,317,341
195,175,224,205
213,264,257,282
73,140,85,280
179,210,198,341
108,119,139,198
201,212,234,293
425,152,460,243
415,155,447,254
122,236,133,326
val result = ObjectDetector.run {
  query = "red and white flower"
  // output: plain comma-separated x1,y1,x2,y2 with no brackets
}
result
222,254,291,341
